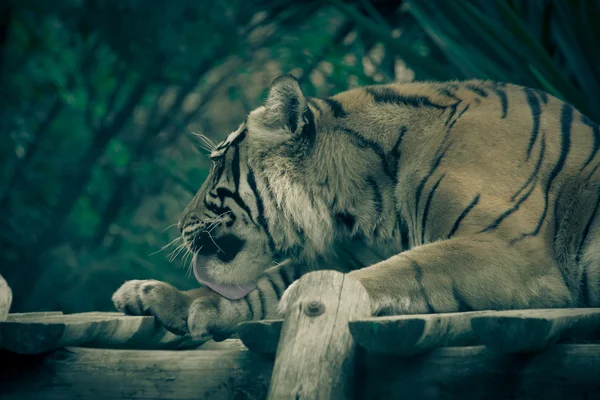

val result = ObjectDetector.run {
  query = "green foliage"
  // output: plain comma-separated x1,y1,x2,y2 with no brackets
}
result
332,0,600,122
1,0,597,313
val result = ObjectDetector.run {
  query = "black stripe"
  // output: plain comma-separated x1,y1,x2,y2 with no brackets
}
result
514,104,573,242
232,145,241,191
492,86,508,118
340,127,395,180
257,287,267,320
367,177,383,216
446,104,470,131
398,213,411,251
421,174,445,244
287,96,299,133
581,114,600,172
366,86,448,110
215,187,258,228
452,283,472,312
244,297,255,320
292,263,302,281
534,89,548,104
324,98,348,118
481,175,538,233
414,150,447,241
438,87,461,101
511,130,546,201
247,166,276,252
580,266,590,306
410,259,435,313
335,212,356,232
213,156,226,184
388,126,407,183
575,187,600,264
266,275,282,300
587,160,600,181
465,84,488,97
524,87,541,161
231,129,247,146
444,104,459,127
447,194,480,238
300,107,317,145
280,267,292,288
307,98,323,114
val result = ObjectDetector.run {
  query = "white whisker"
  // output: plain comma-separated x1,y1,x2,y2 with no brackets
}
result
168,243,187,262
161,223,178,234
150,236,183,256
204,230,224,254
191,131,217,152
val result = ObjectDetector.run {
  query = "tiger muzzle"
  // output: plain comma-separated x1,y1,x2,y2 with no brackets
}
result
192,232,246,263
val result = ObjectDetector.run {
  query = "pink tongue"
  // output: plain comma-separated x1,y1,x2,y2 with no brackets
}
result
193,255,256,300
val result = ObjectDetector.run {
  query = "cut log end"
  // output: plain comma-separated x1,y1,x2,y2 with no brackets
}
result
0,274,12,322
267,270,372,400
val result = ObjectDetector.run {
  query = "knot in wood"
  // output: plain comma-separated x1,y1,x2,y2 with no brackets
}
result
304,300,325,317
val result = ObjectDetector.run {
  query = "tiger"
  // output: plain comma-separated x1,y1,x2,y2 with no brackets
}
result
112,75,600,340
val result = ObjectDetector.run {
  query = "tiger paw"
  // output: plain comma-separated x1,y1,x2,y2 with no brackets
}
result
112,279,190,336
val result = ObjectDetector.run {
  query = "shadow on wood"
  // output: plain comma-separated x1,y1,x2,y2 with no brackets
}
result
0,340,273,400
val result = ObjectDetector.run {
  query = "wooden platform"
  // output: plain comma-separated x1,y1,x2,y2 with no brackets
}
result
1,272,600,399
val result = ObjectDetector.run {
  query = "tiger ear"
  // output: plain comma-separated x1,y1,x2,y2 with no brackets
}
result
264,75,307,135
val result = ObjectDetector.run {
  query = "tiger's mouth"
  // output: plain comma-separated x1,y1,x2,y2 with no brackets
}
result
191,234,256,300
192,233,246,263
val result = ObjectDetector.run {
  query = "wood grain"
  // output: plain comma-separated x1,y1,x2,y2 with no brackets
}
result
360,344,600,400
0,312,205,354
0,340,273,400
470,308,600,353
267,270,371,400
2,343,598,399
349,311,486,355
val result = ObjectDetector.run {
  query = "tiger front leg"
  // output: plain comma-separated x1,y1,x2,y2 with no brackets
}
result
113,262,298,340
187,260,300,339
348,235,573,315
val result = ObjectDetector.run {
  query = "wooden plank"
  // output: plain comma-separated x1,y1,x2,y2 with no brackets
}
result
0,340,273,400
360,344,600,400
1,343,598,400
0,274,12,321
471,308,600,353
0,312,205,354
268,270,371,400
238,319,282,354
7,311,64,321
349,311,486,356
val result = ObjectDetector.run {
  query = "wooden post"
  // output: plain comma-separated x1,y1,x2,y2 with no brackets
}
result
267,270,371,400
0,274,12,321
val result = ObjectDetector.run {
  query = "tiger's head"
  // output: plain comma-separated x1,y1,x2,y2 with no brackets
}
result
178,75,394,296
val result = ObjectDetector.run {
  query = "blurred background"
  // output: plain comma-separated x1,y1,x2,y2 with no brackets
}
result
0,0,599,313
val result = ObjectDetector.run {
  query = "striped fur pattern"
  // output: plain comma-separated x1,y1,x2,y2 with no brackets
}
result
113,76,600,339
